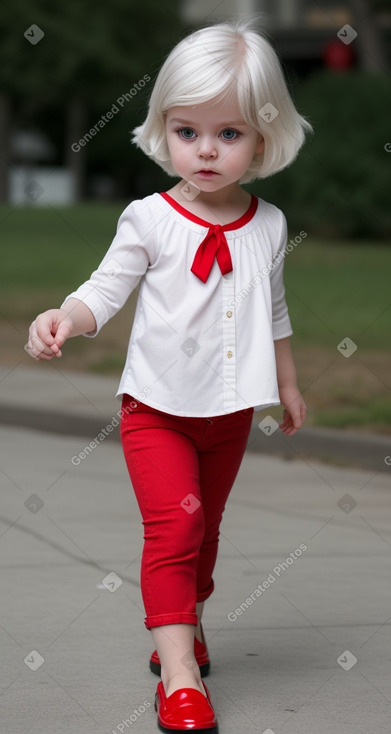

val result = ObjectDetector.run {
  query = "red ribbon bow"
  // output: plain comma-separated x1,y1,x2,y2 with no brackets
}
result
191,225,233,283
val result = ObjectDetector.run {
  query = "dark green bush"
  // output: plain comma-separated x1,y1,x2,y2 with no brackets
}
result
249,70,391,239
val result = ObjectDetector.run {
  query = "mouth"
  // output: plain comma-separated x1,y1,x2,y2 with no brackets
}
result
196,169,218,177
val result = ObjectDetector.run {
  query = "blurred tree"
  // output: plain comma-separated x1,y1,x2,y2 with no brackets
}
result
350,0,390,72
0,0,182,200
251,69,391,239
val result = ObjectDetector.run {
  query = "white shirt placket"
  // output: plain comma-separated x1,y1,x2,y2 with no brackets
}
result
221,261,237,413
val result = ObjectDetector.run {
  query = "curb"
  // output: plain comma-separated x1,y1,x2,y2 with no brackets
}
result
1,401,389,474
247,422,390,474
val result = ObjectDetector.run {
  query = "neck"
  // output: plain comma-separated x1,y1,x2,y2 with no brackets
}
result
176,181,250,210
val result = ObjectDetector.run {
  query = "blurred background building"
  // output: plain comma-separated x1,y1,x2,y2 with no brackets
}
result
184,0,391,79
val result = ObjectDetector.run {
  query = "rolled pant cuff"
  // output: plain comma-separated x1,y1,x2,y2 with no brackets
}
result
144,612,198,630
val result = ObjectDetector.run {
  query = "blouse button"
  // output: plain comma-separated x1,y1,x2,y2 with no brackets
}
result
227,350,233,358
226,311,233,318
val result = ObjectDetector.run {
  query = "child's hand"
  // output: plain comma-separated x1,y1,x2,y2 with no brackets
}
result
278,386,307,436
26,309,73,361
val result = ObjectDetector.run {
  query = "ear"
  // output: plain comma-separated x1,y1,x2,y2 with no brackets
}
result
255,134,265,155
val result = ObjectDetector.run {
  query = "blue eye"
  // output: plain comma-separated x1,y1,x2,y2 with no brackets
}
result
179,128,196,139
221,129,239,141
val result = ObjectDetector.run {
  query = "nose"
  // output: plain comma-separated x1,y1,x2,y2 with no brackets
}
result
197,136,217,159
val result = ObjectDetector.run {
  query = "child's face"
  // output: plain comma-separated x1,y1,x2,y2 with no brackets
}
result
165,97,264,195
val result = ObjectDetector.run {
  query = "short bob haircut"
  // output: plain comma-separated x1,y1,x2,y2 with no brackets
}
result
132,18,313,183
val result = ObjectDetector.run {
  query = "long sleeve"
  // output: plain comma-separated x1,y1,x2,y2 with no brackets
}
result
60,198,157,337
270,211,293,340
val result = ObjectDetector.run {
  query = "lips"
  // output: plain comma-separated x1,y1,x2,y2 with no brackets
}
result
196,169,218,176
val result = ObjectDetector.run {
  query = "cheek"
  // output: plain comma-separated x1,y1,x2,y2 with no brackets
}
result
224,146,249,169
168,137,187,157
240,140,261,166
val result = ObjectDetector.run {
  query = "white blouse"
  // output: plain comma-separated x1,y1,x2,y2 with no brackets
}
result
61,191,293,417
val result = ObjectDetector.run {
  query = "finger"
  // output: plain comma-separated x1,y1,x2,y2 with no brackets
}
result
53,317,72,348
291,407,304,429
31,322,53,352
26,324,56,359
35,315,61,350
25,342,45,360
25,335,53,360
281,425,295,436
279,415,291,430
281,409,302,434
34,315,69,358
280,419,293,433
47,341,62,357
285,422,298,435
279,408,289,425
293,408,305,429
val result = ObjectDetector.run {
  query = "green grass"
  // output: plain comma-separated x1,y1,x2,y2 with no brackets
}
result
0,202,127,292
1,202,390,351
314,397,391,430
283,237,391,352
1,203,390,432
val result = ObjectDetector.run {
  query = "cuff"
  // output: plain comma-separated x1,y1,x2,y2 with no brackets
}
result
144,612,198,630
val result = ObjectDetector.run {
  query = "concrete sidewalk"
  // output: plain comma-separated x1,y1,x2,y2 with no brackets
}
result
1,423,390,734
0,363,390,473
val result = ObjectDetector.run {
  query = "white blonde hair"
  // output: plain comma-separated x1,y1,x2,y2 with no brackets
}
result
132,18,313,182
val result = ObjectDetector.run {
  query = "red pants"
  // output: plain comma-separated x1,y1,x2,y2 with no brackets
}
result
120,394,254,630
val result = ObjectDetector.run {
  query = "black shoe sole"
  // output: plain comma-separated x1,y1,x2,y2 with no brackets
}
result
157,723,218,733
150,659,210,678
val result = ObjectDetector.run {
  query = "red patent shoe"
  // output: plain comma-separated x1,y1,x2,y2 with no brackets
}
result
150,625,210,678
155,680,218,731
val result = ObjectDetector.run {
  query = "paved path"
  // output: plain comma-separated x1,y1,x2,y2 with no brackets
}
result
1,363,390,472
1,423,390,733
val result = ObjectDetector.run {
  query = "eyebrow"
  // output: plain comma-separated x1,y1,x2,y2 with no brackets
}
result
168,118,248,126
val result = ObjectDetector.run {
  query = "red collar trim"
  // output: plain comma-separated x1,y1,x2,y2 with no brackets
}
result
160,191,258,231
